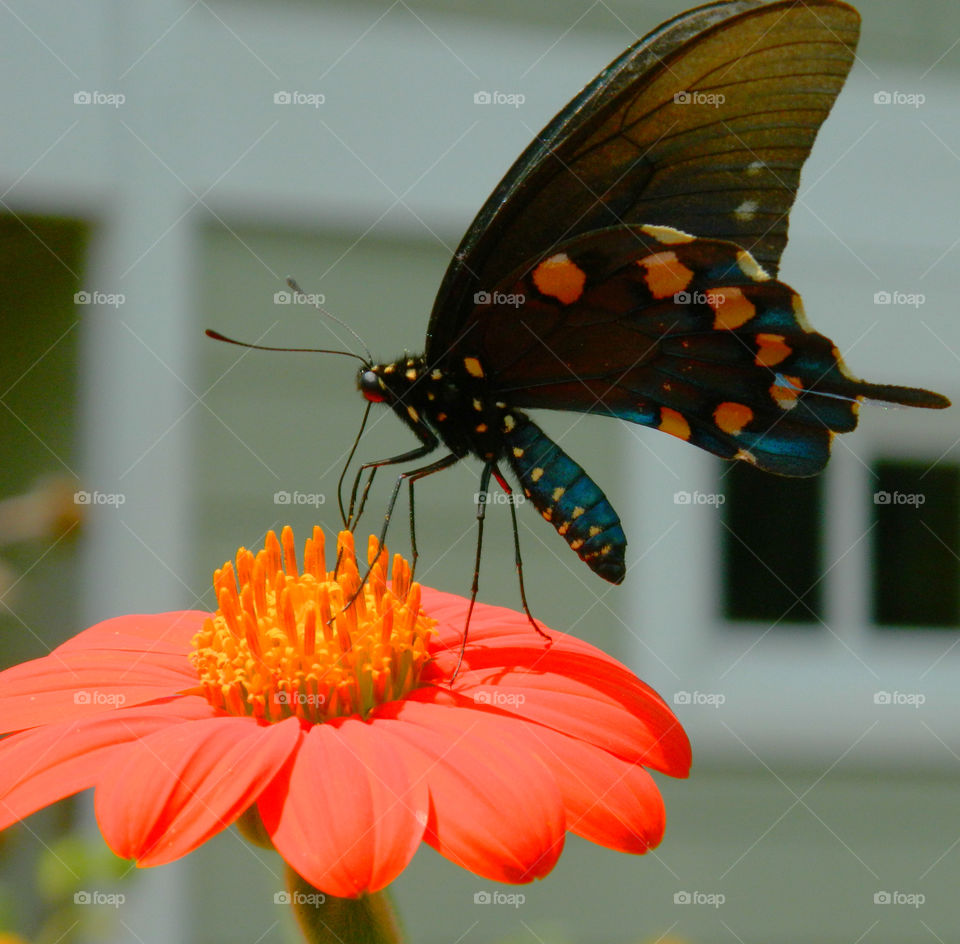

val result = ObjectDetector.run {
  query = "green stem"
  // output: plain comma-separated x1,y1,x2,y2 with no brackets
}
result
285,864,406,944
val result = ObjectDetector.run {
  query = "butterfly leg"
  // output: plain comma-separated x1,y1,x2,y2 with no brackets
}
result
490,466,549,641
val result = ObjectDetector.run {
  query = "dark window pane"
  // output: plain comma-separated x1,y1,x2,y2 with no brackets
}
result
871,460,960,628
720,462,823,624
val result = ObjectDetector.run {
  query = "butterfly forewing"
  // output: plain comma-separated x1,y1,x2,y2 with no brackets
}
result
426,0,860,358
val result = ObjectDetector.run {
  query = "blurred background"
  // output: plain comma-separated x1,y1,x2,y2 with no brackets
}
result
1,0,959,941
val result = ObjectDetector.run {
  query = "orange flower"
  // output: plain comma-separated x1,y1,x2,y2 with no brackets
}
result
0,528,689,897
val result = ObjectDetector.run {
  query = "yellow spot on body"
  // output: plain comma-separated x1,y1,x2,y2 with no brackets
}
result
572,506,585,519
588,525,602,537
558,522,570,535
533,253,586,305
792,292,812,330
771,375,803,410
431,369,442,380
384,364,395,374
513,447,524,458
638,251,694,300
736,448,757,465
734,199,759,222
463,356,484,378
755,333,791,367
640,224,695,244
714,401,754,435
473,398,483,411
710,286,755,330
405,368,417,380
570,538,585,550
542,508,553,521
406,359,414,366
531,468,544,482
407,406,420,423
736,250,770,282
475,423,488,433
437,412,447,421
503,414,516,431
552,487,565,501
427,392,435,400
496,401,507,408
600,544,612,556
659,407,691,441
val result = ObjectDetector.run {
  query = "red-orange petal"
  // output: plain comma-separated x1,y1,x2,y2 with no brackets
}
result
258,718,430,898
0,698,214,830
55,611,206,655
382,699,566,883
95,714,302,865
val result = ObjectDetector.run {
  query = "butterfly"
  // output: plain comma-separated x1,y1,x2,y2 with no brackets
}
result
212,0,949,606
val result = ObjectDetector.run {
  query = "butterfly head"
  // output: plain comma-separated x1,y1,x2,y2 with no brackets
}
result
357,356,430,410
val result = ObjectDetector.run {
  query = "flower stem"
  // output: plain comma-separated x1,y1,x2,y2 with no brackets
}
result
285,865,406,944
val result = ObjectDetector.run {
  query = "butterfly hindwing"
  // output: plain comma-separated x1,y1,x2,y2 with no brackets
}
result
505,412,626,583
459,225,948,476
426,0,861,358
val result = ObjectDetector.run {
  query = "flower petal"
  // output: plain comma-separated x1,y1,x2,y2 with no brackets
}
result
259,718,429,898
0,698,214,830
0,649,198,733
55,611,206,655
380,699,566,884
95,715,302,865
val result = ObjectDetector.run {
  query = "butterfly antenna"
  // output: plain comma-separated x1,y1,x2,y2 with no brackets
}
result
338,400,373,527
286,276,373,363
204,329,368,363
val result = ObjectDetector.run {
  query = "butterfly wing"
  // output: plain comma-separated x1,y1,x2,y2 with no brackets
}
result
426,0,861,359
468,226,949,476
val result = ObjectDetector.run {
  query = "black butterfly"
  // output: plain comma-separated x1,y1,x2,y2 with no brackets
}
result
214,0,949,604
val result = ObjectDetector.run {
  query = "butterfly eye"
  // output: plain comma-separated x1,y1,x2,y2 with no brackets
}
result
359,369,386,403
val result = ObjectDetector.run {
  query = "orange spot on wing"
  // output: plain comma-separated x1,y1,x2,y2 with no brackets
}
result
710,286,755,330
714,401,753,435
771,375,803,409
638,251,695,300
659,407,691,441
755,333,791,367
533,253,586,305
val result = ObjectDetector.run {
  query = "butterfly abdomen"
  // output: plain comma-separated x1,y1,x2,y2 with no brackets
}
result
504,412,626,584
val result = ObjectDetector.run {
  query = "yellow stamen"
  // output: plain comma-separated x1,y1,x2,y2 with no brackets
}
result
190,527,437,723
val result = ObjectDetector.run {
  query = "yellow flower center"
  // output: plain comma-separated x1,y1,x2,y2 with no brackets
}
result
190,527,436,723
